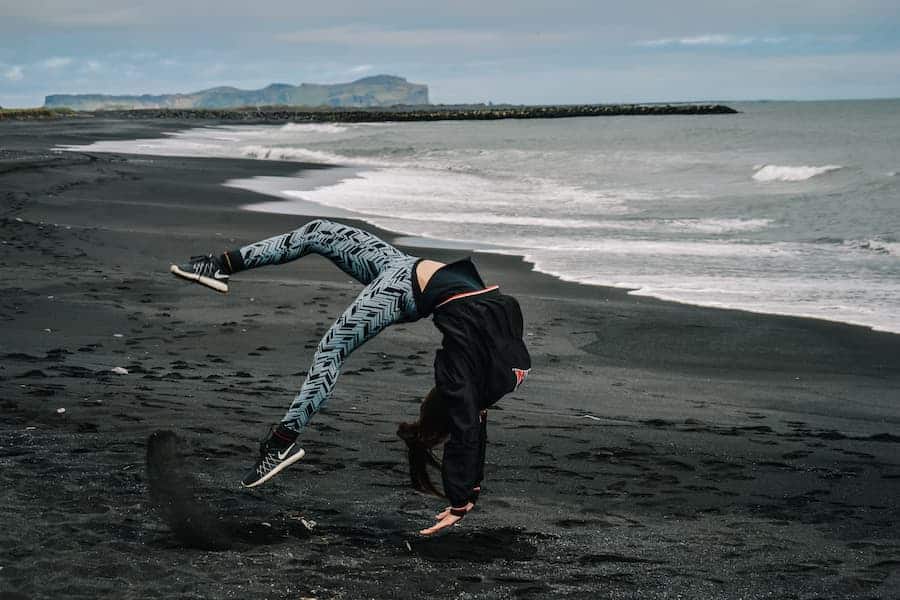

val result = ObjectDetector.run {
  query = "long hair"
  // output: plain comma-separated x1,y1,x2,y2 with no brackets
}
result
397,387,449,497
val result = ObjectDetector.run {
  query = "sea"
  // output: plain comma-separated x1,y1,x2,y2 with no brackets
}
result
61,99,900,333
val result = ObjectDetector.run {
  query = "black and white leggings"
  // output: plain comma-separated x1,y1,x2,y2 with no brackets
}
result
237,219,420,433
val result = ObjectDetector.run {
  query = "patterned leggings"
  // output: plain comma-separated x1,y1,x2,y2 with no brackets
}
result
237,219,420,433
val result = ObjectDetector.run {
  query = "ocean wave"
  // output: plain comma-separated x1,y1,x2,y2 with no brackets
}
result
279,123,348,134
239,144,349,165
363,211,603,229
658,218,772,233
507,239,788,257
845,239,899,256
282,167,632,220
752,164,843,182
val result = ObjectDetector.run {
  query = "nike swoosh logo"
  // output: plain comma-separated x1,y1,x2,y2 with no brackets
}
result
276,443,295,461
213,270,229,280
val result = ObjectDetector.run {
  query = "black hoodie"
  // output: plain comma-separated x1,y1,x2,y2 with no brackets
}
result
414,259,532,508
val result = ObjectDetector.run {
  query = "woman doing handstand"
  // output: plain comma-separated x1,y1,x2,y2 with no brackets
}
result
171,219,531,535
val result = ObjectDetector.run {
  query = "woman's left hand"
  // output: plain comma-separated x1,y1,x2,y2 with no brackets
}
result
419,502,475,535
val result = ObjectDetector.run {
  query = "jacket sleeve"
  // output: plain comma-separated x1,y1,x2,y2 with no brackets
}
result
435,348,483,508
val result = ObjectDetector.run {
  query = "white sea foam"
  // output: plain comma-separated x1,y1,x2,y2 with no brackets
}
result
846,239,900,256
752,164,843,182
657,218,772,233
278,167,632,220
279,123,348,134
505,238,790,256
238,144,348,164
511,251,900,334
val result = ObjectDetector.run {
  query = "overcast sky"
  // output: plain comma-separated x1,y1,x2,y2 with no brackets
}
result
1,0,898,107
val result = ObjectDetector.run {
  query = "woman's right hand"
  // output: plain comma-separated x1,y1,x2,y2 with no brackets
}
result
421,501,475,536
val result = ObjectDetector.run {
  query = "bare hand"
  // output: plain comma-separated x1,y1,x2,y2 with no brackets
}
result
419,502,474,536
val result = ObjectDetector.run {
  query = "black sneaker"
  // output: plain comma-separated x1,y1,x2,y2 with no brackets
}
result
241,424,305,488
170,254,230,293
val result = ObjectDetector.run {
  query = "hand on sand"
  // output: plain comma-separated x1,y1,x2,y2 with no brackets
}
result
419,502,474,536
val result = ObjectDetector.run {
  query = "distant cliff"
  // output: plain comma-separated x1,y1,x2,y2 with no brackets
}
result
44,75,429,110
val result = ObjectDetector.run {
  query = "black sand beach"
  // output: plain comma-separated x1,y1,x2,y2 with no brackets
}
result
1,118,899,599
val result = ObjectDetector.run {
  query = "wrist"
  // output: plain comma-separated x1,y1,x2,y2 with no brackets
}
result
449,502,474,517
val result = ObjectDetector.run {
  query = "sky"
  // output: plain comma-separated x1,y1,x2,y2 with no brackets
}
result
1,0,898,107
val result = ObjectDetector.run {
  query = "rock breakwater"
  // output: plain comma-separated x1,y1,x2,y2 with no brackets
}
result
3,103,738,122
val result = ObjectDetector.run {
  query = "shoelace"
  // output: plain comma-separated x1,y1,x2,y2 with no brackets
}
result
189,255,213,275
257,425,279,458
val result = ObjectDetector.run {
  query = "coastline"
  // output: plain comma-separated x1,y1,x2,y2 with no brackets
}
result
1,118,899,599
54,114,900,335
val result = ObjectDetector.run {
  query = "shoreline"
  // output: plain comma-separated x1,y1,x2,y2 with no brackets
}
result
2,117,899,599
233,165,900,339
52,116,900,336
222,162,900,337
6,117,900,373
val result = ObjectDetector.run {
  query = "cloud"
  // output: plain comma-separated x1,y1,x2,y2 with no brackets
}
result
636,32,861,49
40,57,74,69
277,25,574,48
348,64,373,75
3,65,24,81
638,34,761,47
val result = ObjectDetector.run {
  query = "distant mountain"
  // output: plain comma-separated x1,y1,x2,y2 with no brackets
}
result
44,75,429,111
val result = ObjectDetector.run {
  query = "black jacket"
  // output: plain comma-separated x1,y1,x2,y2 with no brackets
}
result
432,289,531,508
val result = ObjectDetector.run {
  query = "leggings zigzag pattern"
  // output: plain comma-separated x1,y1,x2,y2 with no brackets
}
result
238,219,420,432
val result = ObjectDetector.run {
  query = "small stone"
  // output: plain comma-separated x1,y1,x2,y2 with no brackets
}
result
261,522,272,528
113,333,124,338
56,407,66,414
300,518,316,531
111,366,129,375
43,328,52,333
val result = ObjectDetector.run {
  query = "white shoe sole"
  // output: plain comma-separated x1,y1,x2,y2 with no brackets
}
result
242,448,306,488
170,264,229,293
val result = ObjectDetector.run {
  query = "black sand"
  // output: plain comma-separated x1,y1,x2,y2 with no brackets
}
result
1,118,898,599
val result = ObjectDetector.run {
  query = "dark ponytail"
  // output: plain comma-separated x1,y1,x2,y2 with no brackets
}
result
397,387,450,497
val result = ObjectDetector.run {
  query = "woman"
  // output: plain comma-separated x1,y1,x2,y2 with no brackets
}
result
171,219,531,535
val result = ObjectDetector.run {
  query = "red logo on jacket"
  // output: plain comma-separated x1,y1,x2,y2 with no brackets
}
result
512,367,530,390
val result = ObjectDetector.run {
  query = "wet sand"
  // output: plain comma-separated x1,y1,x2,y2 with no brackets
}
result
1,118,899,599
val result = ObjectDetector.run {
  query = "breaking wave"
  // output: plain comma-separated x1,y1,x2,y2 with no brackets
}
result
752,164,843,182
239,144,347,164
278,123,348,134
846,239,899,256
